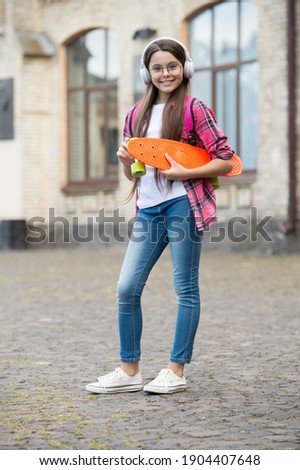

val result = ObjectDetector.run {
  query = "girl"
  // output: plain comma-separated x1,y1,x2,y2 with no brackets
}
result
86,37,233,394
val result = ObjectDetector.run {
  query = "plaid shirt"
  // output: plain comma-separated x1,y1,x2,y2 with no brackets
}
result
123,97,234,231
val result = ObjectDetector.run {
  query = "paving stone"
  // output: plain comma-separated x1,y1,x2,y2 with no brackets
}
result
0,247,299,450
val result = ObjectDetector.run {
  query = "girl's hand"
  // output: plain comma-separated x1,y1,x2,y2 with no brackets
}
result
117,140,135,167
161,153,233,181
160,154,189,180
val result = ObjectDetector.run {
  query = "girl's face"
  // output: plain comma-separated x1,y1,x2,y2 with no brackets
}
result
148,50,184,103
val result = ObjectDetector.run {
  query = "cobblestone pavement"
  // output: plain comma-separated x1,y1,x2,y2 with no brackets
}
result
0,245,299,450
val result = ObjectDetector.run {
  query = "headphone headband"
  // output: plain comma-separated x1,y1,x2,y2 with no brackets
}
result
140,36,191,66
140,36,194,85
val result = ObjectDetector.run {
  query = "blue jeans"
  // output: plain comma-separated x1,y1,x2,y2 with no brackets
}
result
117,195,203,364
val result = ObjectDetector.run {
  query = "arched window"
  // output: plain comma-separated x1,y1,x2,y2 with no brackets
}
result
66,29,119,191
189,0,258,172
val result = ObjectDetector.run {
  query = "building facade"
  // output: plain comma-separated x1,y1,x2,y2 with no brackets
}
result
0,0,299,249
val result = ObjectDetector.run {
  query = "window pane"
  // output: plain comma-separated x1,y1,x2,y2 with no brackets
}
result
216,69,237,150
107,30,119,81
88,87,119,179
67,36,85,87
240,63,258,170
68,91,85,181
0,78,14,139
88,90,106,179
133,55,144,102
107,86,119,178
240,2,258,61
191,70,212,106
86,29,106,84
189,9,212,68
214,2,238,65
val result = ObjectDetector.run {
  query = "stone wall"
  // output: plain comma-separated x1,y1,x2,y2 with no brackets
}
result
0,0,298,244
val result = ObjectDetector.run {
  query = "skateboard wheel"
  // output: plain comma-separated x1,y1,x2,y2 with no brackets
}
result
131,161,146,177
210,176,220,190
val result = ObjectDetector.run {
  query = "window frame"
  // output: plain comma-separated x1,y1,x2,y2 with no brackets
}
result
63,28,118,194
188,0,258,184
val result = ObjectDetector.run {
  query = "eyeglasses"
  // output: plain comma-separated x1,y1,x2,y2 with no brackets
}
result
150,63,182,78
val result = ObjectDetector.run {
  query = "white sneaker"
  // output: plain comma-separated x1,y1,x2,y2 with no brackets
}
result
86,367,143,394
143,368,186,394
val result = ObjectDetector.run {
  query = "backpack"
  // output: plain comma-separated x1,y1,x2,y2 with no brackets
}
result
128,96,220,189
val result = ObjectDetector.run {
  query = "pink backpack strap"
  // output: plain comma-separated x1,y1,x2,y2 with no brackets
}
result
128,101,142,136
184,95,197,144
184,95,194,133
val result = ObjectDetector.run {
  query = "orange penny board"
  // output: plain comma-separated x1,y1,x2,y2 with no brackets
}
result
128,137,242,177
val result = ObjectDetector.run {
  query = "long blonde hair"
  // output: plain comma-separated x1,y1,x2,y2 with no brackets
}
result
129,38,190,197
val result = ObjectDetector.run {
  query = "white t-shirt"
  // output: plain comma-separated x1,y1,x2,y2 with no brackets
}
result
137,103,186,209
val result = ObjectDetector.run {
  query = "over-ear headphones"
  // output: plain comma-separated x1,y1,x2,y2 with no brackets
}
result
140,36,194,85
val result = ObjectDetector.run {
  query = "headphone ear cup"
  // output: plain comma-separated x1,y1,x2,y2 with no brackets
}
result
140,65,152,85
183,58,194,79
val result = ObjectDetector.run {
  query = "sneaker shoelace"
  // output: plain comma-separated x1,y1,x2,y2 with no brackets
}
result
99,367,124,387
155,368,178,385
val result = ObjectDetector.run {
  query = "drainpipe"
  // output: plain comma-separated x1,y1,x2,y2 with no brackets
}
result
285,0,297,233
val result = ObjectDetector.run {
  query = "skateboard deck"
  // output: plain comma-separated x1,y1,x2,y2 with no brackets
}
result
128,137,242,178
